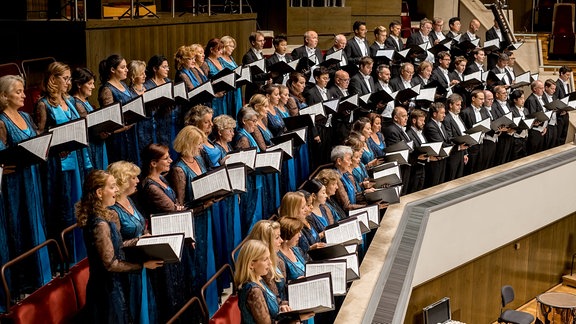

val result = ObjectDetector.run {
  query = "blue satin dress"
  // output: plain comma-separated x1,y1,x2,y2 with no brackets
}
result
289,95,310,185
0,112,52,295
218,57,243,117
40,97,92,264
171,157,218,315
257,125,282,218
360,147,375,165
205,59,226,117
367,132,386,158
277,247,306,280
238,281,280,324
73,98,109,170
99,82,140,165
109,199,157,324
234,129,264,236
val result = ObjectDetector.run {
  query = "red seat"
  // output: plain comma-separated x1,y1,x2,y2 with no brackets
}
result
549,3,576,58
0,63,23,79
69,258,89,309
210,295,240,324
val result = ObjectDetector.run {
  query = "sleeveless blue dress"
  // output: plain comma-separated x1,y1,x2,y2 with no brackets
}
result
277,247,306,280
109,199,157,324
0,112,52,294
171,157,218,315
234,129,264,237
238,280,280,324
205,58,226,117
218,56,243,117
41,97,92,264
73,97,109,170
99,82,140,165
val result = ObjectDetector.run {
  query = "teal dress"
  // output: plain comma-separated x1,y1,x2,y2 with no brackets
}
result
109,199,157,324
270,108,297,194
40,97,92,264
205,58,227,117
218,56,243,117
256,124,282,218
0,112,52,297
171,157,218,315
238,281,280,324
277,247,306,280
73,97,109,170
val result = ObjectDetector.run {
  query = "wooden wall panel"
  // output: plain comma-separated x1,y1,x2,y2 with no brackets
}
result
406,212,576,324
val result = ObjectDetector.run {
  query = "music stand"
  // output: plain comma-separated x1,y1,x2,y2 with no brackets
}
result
119,0,160,19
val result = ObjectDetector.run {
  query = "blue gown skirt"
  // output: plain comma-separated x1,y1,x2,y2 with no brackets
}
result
240,175,264,237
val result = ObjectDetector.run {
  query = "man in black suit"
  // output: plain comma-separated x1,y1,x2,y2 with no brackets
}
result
405,109,429,193
345,21,370,66
389,62,415,92
304,67,332,169
459,89,488,175
429,17,446,45
443,93,469,181
265,35,292,85
291,30,324,74
349,56,375,96
242,31,268,100
370,26,388,57
423,102,450,188
485,20,509,70
492,85,514,165
406,18,433,64
374,64,394,119
460,18,481,44
385,21,404,79
382,106,411,195
304,67,331,105
464,48,486,75
431,51,454,89
450,55,469,107
323,34,350,78
445,17,461,40
555,66,572,145
478,89,498,170
524,80,547,155
487,53,513,91
543,79,558,149
328,69,351,146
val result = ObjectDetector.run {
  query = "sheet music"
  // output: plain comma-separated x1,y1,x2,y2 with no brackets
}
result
122,97,145,117
227,165,246,192
151,211,194,240
247,58,266,73
464,71,482,82
484,38,500,48
137,234,184,257
350,211,369,231
255,152,282,171
289,128,307,142
19,134,52,160
325,49,343,62
268,140,293,158
349,205,379,226
323,99,339,113
441,145,454,157
234,66,252,83
420,142,442,155
325,218,362,245
86,103,123,128
373,165,400,180
213,73,236,88
225,150,257,168
143,82,173,103
299,102,325,117
329,253,359,277
50,119,87,146
288,276,333,311
191,168,231,200
188,81,215,98
344,244,357,254
376,49,395,60
306,262,347,295
173,82,188,100
388,150,409,162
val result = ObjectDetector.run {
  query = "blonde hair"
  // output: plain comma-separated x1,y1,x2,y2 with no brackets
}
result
42,61,70,106
315,169,339,188
184,104,214,127
190,43,204,66
127,60,146,87
220,36,237,48
234,240,270,289
247,220,283,281
0,75,25,111
249,94,269,116
76,170,115,227
107,161,141,195
174,45,194,70
279,191,305,218
213,114,237,134
173,125,207,157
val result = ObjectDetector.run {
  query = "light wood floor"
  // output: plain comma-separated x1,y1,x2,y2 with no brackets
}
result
491,283,576,324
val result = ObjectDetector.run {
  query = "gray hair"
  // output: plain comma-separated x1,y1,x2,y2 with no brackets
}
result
0,75,25,110
331,145,353,163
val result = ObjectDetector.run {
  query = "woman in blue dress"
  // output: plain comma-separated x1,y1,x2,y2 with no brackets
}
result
0,75,52,294
234,106,264,236
169,125,218,315
286,72,311,185
35,62,93,264
236,239,308,324
301,179,334,234
352,118,380,167
331,145,368,212
367,113,386,158
98,54,140,165
277,217,307,281
314,169,347,222
174,45,204,92
144,55,180,159
71,67,109,170
78,170,163,324
107,161,157,324
201,38,227,117
250,94,282,218
139,143,189,322
278,192,325,254
219,36,243,117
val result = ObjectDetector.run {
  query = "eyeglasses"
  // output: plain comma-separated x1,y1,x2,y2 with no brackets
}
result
60,75,71,83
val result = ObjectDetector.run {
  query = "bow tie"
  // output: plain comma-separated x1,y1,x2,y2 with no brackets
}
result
363,75,371,81
319,88,327,94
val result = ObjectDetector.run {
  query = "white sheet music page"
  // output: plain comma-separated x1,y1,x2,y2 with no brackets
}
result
227,166,246,192
255,151,282,171
289,128,307,143
191,168,231,200
225,150,256,168
151,211,194,240
137,234,184,256
50,119,87,146
122,97,145,117
373,165,400,180
329,253,359,277
325,219,362,245
349,205,379,226
19,134,52,160
86,103,122,128
268,140,293,158
306,262,347,295
288,276,333,311
143,82,173,103
173,82,188,100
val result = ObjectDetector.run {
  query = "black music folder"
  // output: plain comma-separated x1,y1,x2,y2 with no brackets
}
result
385,140,413,153
48,118,89,154
394,84,421,103
188,81,215,104
143,82,174,114
338,94,360,115
268,139,294,160
121,96,147,124
268,60,299,75
307,243,352,261
190,165,233,202
369,163,402,187
225,147,258,171
247,58,267,75
490,113,514,131
299,102,326,122
283,115,314,132
86,102,124,136
465,118,491,134
272,127,307,146
384,149,410,165
364,186,401,204
234,65,252,87
124,233,185,263
452,132,482,146
0,132,52,166
210,68,236,93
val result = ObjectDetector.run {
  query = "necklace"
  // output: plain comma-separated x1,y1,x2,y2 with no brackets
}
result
133,86,145,92
182,156,197,164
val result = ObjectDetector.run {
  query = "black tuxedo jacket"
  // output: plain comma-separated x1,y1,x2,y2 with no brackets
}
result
424,120,451,145
374,80,392,93
429,31,446,44
384,36,404,51
291,46,324,64
411,75,429,87
345,37,370,65
327,85,349,99
323,46,350,64
304,86,332,106
349,72,376,96
524,93,545,115
430,67,451,89
265,53,292,84
459,32,480,45
460,106,490,129
464,62,483,75
555,78,569,99
445,30,460,40
491,101,511,119
443,111,465,140
389,77,416,92
383,122,411,147
369,42,386,57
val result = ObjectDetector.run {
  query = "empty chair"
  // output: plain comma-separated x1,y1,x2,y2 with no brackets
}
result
498,285,534,324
